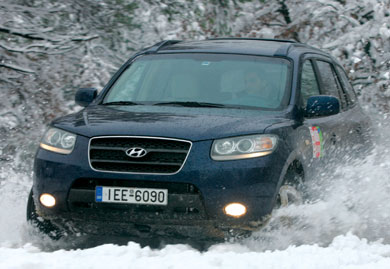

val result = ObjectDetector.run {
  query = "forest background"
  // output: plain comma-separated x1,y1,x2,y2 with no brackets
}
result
1,0,389,175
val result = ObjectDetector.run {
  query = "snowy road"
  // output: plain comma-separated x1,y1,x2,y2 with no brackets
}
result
1,119,390,268
1,234,390,269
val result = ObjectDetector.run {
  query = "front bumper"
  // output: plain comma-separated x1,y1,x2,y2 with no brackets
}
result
33,135,287,238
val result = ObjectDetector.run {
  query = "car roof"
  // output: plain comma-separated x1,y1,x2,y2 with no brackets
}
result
142,38,329,58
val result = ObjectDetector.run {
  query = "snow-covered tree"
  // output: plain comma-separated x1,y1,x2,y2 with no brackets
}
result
1,0,389,173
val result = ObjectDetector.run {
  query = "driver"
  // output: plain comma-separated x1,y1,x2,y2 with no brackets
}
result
229,71,274,108
241,71,272,97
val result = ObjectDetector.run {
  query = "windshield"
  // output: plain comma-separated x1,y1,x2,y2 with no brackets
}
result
103,53,291,110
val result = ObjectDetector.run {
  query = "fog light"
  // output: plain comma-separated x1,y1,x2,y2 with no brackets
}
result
40,193,56,208
224,203,247,218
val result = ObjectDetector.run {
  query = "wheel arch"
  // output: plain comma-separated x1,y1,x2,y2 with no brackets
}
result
272,150,306,205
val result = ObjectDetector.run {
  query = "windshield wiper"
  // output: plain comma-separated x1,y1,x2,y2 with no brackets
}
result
153,101,227,108
102,101,143,106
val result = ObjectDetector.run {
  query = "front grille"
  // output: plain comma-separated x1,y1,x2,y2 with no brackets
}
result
68,179,207,222
89,136,191,174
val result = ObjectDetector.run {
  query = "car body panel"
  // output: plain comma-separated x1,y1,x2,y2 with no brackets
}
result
52,105,288,141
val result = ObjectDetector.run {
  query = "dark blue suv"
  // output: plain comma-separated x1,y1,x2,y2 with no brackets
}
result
27,38,371,241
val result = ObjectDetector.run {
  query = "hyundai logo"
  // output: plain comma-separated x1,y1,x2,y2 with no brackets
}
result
125,147,148,158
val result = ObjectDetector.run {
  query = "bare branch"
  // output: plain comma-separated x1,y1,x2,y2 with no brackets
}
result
71,35,99,42
277,0,291,24
0,42,51,53
0,3,62,14
0,63,35,74
0,27,44,41
0,26,99,43
0,76,18,86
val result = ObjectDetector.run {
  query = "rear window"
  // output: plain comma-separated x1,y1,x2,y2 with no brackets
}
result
336,65,357,106
104,54,292,110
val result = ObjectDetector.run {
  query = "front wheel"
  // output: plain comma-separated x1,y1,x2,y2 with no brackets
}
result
26,188,63,239
276,163,306,208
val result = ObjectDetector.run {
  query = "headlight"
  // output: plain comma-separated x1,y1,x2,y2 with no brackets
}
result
211,134,278,161
40,127,76,154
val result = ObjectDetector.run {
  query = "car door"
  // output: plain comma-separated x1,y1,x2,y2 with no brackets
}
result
334,64,372,150
313,58,366,159
298,56,344,163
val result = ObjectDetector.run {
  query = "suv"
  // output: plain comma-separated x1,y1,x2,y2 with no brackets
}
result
27,38,371,241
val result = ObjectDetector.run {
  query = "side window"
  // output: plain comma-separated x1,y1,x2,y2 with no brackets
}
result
316,61,347,109
300,60,320,107
336,65,357,105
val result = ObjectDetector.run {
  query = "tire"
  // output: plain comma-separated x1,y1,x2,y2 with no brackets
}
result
26,188,63,240
276,163,305,208
265,164,306,229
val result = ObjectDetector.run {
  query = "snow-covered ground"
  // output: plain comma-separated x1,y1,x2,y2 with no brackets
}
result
1,114,390,268
1,234,390,269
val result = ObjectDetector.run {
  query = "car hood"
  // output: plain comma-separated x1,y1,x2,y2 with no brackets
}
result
52,105,288,141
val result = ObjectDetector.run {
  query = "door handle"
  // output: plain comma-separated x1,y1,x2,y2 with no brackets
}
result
330,133,337,145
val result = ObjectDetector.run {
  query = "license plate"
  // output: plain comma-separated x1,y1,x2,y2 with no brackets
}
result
95,186,168,205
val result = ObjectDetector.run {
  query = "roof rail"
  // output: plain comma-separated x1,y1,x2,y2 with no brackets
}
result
144,40,182,53
207,37,297,43
273,43,296,56
274,43,326,57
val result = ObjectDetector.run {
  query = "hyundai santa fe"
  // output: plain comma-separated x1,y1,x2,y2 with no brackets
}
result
27,38,371,241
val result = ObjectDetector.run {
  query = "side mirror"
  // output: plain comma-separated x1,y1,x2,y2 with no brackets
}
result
75,88,98,107
305,95,340,117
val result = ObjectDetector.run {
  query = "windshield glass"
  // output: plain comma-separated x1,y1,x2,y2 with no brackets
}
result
103,53,291,110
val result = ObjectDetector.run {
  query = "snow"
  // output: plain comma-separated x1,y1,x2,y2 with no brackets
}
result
0,234,389,269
